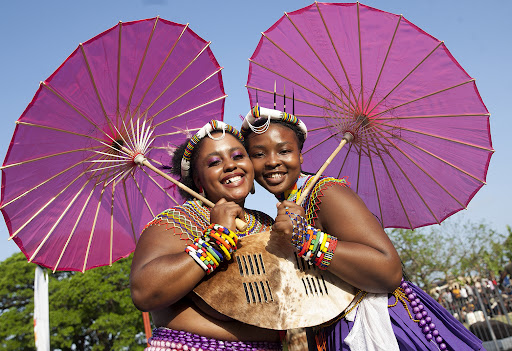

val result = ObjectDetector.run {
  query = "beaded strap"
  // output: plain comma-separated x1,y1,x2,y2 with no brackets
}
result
288,212,337,270
398,279,448,350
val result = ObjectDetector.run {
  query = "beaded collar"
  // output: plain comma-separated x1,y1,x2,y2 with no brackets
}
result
277,173,311,202
277,174,349,225
146,199,273,240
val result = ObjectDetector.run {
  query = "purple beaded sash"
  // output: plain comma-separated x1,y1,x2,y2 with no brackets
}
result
146,327,282,351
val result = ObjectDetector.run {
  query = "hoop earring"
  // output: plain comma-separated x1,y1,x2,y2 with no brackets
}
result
198,186,205,197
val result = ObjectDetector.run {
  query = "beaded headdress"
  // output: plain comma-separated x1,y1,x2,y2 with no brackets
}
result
181,120,244,178
240,106,308,138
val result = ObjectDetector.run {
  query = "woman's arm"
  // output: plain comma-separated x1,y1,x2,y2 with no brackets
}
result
130,224,205,312
274,184,402,293
130,199,244,312
315,185,402,293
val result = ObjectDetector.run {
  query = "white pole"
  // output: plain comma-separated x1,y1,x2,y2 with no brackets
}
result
34,266,50,351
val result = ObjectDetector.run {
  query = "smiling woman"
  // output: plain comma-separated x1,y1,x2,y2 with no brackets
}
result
242,109,485,351
193,135,254,205
129,121,281,350
247,121,304,196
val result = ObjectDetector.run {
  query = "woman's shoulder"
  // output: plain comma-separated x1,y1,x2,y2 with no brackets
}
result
145,201,192,225
143,200,207,238
316,175,350,188
307,175,350,199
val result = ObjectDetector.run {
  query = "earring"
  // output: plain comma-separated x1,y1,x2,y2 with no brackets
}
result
198,185,205,197
250,184,256,194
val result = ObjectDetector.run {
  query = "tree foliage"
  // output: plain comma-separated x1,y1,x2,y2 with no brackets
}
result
0,253,146,351
388,220,512,293
0,253,36,350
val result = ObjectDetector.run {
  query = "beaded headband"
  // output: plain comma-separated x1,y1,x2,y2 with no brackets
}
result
241,106,308,138
181,120,244,178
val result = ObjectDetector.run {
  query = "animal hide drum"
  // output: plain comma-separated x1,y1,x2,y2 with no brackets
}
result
193,230,356,330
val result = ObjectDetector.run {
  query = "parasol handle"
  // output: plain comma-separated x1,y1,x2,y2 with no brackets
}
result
137,157,248,231
296,132,354,205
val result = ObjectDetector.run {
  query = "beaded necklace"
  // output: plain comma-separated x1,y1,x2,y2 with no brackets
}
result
145,199,273,240
278,174,349,225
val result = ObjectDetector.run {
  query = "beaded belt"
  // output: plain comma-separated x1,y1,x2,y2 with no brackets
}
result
146,327,282,351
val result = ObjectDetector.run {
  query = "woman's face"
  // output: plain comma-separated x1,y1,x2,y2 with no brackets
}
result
193,133,254,205
245,123,303,195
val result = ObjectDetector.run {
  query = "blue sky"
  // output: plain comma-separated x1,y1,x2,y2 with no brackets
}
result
1,0,510,262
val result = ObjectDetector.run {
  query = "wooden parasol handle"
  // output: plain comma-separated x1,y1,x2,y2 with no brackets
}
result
296,132,354,205
140,157,248,231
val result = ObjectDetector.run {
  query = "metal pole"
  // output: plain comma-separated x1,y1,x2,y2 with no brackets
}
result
475,285,500,350
495,288,512,326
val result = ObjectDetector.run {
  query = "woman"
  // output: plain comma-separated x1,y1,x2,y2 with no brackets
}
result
242,107,484,351
130,120,282,351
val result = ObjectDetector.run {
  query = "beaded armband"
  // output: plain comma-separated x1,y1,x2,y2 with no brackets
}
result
184,223,239,274
288,212,338,270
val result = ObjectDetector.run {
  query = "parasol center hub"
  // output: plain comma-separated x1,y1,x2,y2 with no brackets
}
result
342,132,354,143
355,114,369,128
133,153,146,166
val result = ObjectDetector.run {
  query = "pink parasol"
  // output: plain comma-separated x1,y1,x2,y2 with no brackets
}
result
247,2,493,229
1,17,227,272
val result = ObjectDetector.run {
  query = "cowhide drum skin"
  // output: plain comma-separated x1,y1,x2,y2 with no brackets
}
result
194,230,356,330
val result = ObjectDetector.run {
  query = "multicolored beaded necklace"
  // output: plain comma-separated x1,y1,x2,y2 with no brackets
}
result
145,199,273,240
278,173,349,224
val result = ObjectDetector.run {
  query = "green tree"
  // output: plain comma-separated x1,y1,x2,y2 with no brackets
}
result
0,253,36,350
388,219,510,293
501,225,512,262
0,252,147,351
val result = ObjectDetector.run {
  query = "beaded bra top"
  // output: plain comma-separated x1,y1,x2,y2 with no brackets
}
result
278,173,349,226
145,199,274,240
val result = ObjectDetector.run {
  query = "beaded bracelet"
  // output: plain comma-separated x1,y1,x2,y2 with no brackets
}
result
196,239,219,266
190,241,217,274
197,238,222,265
287,212,338,270
185,245,211,273
205,223,238,260
185,223,241,274
319,236,337,270
211,223,239,245
314,234,329,266
185,236,223,275
208,231,233,260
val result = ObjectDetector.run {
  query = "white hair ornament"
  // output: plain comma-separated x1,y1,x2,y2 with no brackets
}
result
241,106,308,138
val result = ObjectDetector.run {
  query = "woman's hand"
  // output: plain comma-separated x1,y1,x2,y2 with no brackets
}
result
209,198,244,233
271,200,306,241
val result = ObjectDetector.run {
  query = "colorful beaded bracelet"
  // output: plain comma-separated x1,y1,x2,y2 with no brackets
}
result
185,223,241,274
185,246,211,273
287,212,338,270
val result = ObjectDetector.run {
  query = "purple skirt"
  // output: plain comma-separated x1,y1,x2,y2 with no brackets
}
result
317,282,485,350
